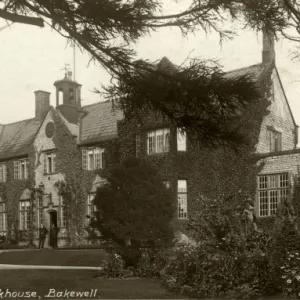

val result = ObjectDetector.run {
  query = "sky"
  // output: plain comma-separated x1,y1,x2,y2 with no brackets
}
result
0,2,300,125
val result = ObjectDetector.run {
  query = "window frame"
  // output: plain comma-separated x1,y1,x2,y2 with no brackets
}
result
14,159,29,180
0,164,7,183
43,152,57,174
268,129,282,152
37,196,43,227
177,128,187,151
257,173,289,217
0,202,7,232
147,128,170,155
19,200,31,230
87,193,97,217
82,147,105,170
177,179,188,219
60,196,67,228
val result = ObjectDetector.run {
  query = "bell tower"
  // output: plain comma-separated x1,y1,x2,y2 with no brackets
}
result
54,65,82,124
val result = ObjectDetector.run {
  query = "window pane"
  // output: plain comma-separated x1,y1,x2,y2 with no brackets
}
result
259,191,268,217
269,175,277,188
259,176,268,189
257,173,289,217
269,190,278,216
280,174,288,188
177,128,186,151
177,180,187,219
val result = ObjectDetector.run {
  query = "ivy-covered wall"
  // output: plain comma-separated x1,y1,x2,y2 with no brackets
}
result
0,148,36,245
0,107,120,247
118,82,269,231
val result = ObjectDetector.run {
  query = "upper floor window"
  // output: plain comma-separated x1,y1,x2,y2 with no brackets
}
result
43,152,56,174
147,128,170,155
177,128,187,151
14,159,29,180
268,129,282,152
82,147,105,170
0,164,7,183
257,173,288,217
178,180,188,219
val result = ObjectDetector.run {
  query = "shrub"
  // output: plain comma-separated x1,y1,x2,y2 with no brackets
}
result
281,251,300,299
98,252,132,278
92,156,175,267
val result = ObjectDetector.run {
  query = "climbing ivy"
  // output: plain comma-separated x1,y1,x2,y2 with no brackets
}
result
0,147,36,245
51,110,119,245
117,69,271,231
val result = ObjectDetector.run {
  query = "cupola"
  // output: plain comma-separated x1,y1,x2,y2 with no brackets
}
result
54,70,82,124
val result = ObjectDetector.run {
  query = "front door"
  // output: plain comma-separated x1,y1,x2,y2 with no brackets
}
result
49,211,57,228
48,211,57,247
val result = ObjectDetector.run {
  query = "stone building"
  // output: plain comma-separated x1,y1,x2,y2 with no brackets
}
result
0,31,299,246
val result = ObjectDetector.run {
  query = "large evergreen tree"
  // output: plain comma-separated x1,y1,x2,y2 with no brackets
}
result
1,0,296,146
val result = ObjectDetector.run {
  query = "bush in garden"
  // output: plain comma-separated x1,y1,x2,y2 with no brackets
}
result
92,156,175,267
281,251,300,299
98,252,132,278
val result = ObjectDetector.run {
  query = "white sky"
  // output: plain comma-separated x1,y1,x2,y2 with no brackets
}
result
0,2,300,125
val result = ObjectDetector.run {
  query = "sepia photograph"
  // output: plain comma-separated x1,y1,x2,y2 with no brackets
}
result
1,0,300,299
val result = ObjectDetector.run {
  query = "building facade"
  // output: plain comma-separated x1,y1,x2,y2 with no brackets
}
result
0,32,299,246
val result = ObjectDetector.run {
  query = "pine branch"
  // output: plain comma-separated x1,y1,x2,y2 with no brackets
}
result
0,8,44,27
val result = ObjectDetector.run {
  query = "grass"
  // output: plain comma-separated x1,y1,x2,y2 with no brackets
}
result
0,249,184,299
0,270,183,299
0,249,109,266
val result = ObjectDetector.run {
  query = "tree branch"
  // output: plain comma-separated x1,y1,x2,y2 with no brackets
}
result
0,8,44,27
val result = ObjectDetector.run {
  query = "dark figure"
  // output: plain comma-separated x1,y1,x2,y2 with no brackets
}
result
50,224,60,249
38,224,48,249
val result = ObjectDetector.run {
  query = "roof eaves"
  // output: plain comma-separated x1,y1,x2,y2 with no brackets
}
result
274,67,298,128
78,134,118,146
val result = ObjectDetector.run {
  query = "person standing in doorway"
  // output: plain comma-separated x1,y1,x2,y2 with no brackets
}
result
50,224,60,249
38,223,48,249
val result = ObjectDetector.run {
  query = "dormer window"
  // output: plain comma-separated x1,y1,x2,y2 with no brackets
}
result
14,159,29,180
268,128,282,152
82,147,105,170
147,128,170,154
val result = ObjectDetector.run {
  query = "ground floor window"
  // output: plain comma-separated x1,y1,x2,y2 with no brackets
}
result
87,194,97,217
178,180,188,219
19,200,30,230
60,197,67,228
37,196,43,227
0,202,7,232
257,173,289,217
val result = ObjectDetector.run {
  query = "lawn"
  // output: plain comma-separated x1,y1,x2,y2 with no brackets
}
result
0,250,184,299
0,249,109,266
0,270,183,299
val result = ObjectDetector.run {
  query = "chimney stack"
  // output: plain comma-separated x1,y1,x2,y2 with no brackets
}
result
35,90,50,121
262,30,275,64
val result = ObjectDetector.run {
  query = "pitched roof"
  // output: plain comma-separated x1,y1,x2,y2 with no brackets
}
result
57,110,79,137
0,118,40,161
79,101,123,145
224,63,264,81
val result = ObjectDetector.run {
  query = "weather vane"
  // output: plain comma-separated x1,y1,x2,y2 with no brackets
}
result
61,63,71,77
